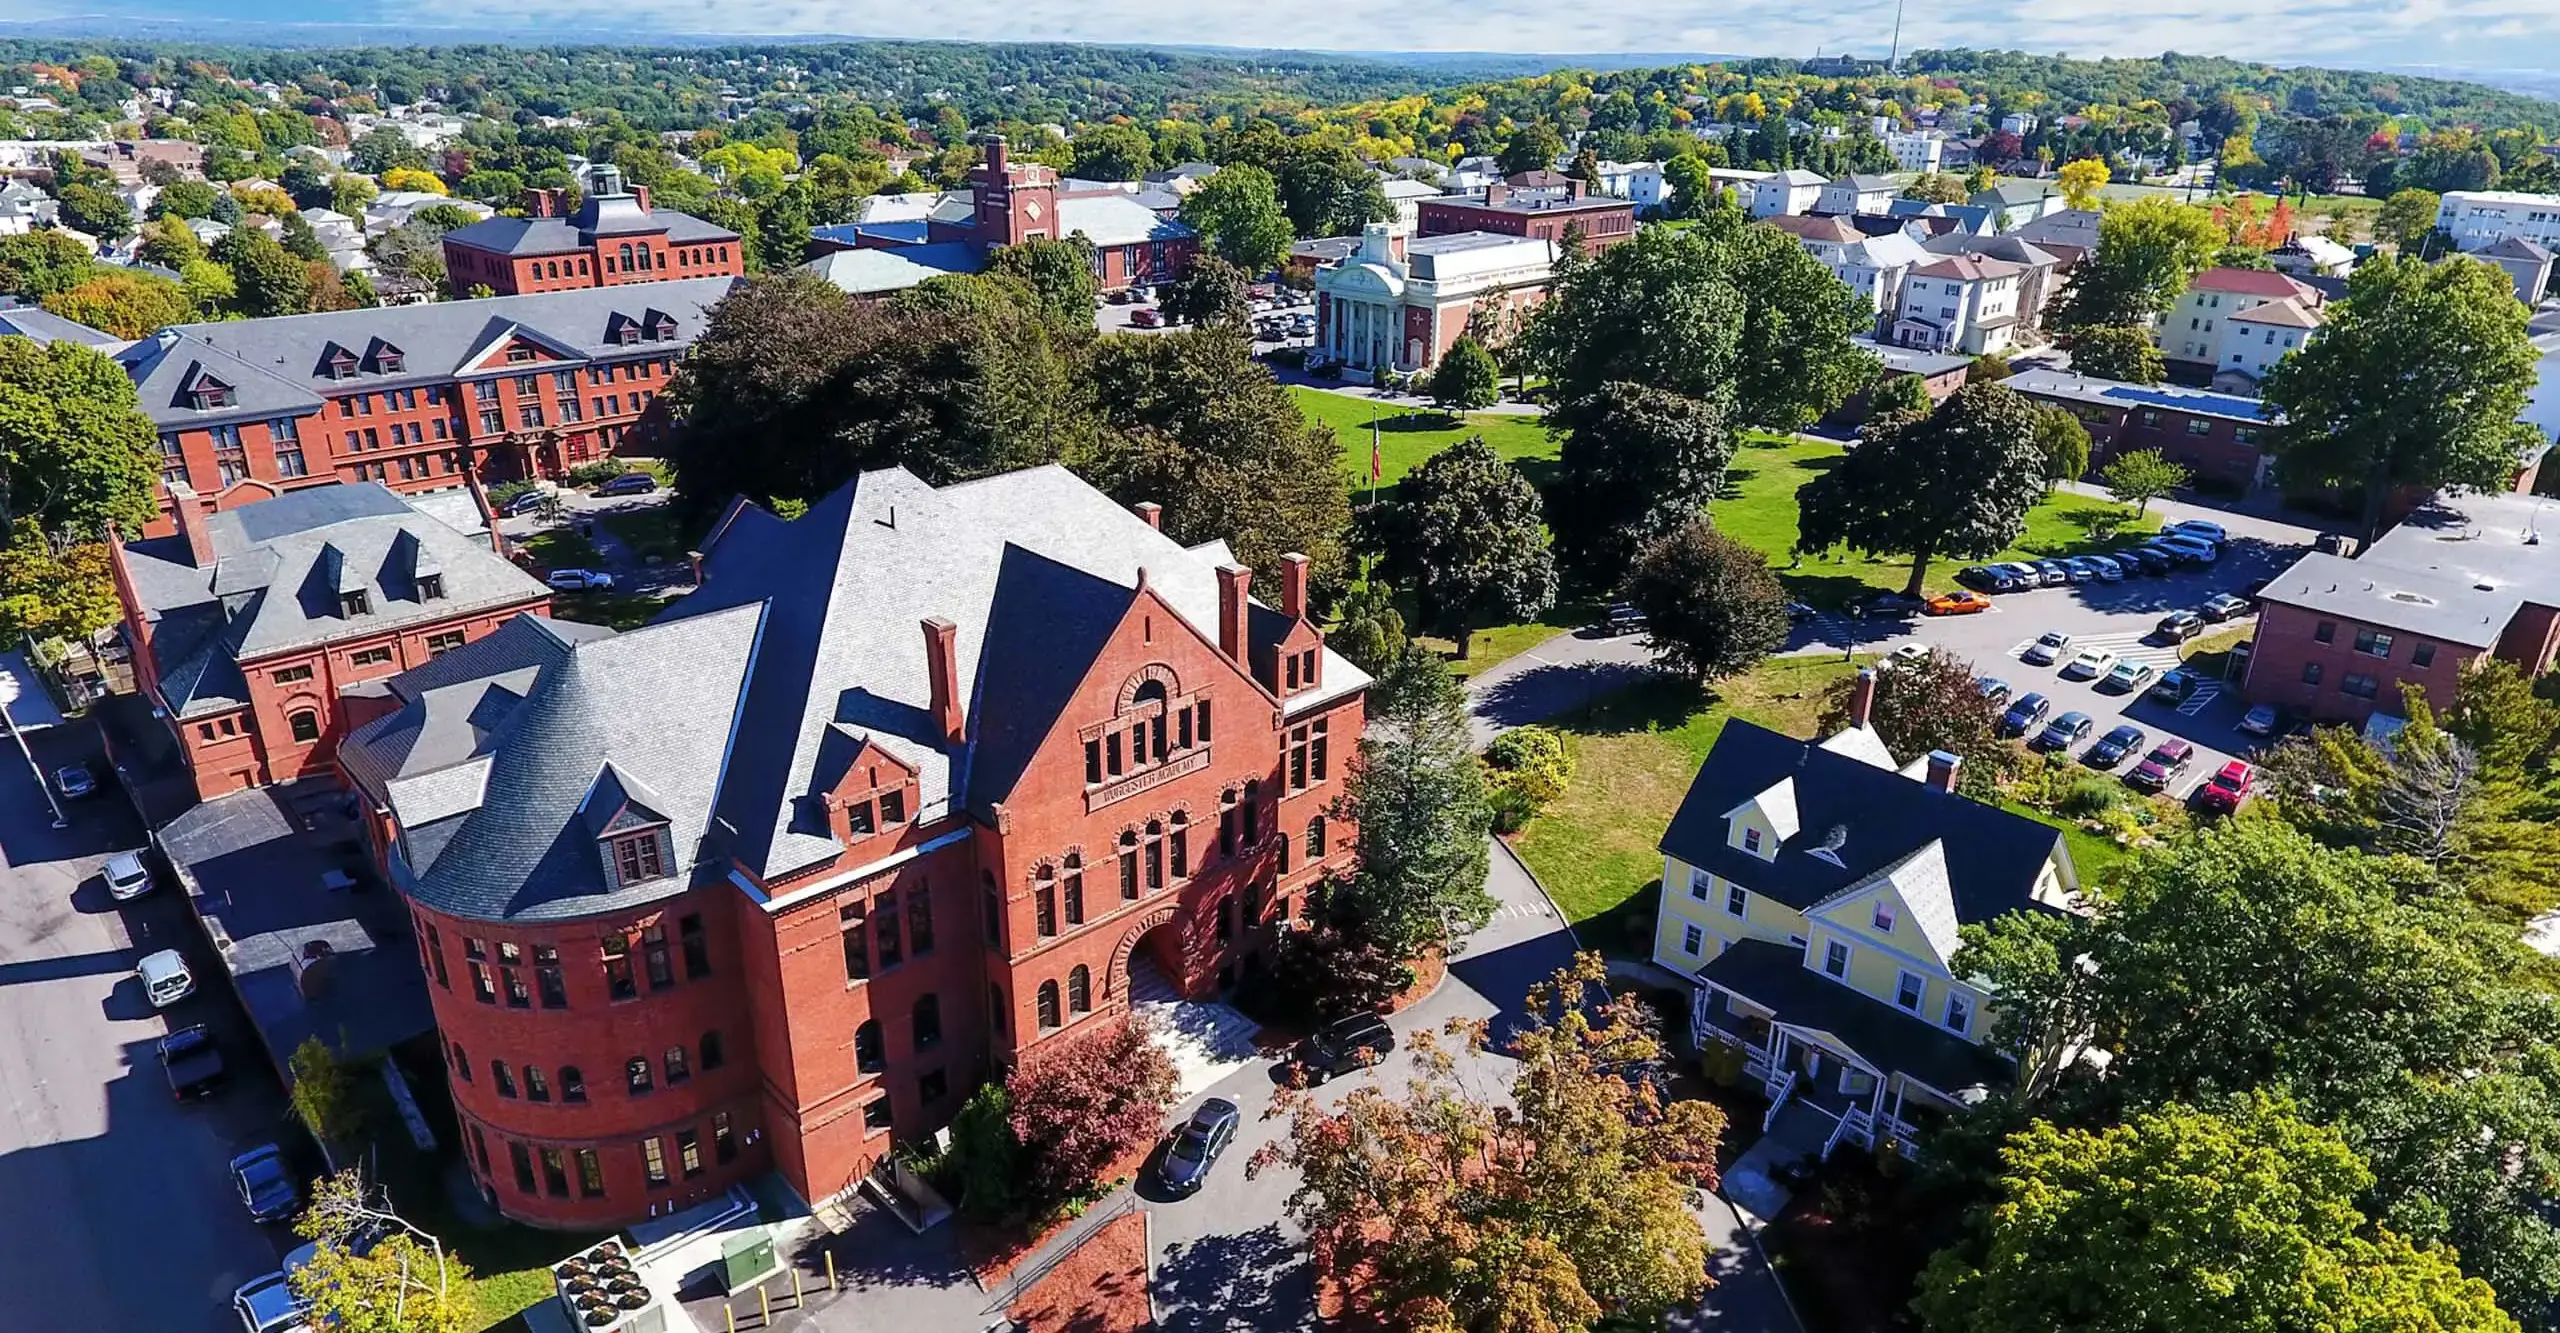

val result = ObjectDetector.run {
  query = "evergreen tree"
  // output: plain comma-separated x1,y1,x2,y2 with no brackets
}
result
1335,646,1494,955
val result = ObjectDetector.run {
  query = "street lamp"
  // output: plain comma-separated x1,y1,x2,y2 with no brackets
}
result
0,672,67,829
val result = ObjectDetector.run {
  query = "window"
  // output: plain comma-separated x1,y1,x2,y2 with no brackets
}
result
664,1045,689,1085
475,380,500,404
603,935,636,1000
469,958,495,1005
612,832,665,887
1062,859,1084,925
1304,816,1325,865
2353,629,2394,659
700,1030,724,1070
577,1149,605,1197
1742,826,1763,854
2413,643,2436,668
1216,895,1235,940
288,709,321,743
862,1099,893,1132
2301,662,2323,685
1146,820,1165,892
1871,902,1896,933
270,664,313,686
907,892,933,957
1037,980,1062,1030
913,994,942,1050
510,1141,536,1193
678,1128,701,1177
880,789,906,824
919,1071,948,1104
841,900,869,980
1725,883,1748,918
2314,620,2336,644
525,1066,550,1102
340,590,372,618
493,1060,517,1098
626,1056,653,1095
1035,869,1058,937
1068,965,1092,1013
2186,416,2213,436
1894,971,1925,1012
1822,939,1851,978
714,1111,736,1163
983,880,1003,949
1242,780,1260,846
423,923,449,990
452,1041,470,1081
519,402,545,429
1286,721,1328,791
1682,923,1704,956
501,944,529,1008
561,1067,585,1103
643,924,673,990
642,1137,668,1187
480,409,504,435
2342,673,2381,700
1944,992,1972,1035
1170,815,1189,877
211,424,248,485
855,1020,885,1074
680,914,710,979
1119,831,1139,900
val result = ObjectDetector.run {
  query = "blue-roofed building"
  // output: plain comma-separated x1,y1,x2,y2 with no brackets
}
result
2006,367,2281,493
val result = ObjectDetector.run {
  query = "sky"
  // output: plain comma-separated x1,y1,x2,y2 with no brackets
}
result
18,0,2560,81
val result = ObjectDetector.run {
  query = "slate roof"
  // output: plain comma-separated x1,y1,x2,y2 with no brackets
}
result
1698,939,2013,1096
2190,266,2320,300
442,192,738,257
118,278,737,430
123,483,551,717
1053,193,1195,248
1659,718,2067,924
1910,254,2024,282
802,243,987,295
1921,232,2060,270
0,302,121,348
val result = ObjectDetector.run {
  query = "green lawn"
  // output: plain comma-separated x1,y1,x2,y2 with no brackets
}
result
597,505,692,566
552,589,678,631
1290,386,1557,501
520,526,602,573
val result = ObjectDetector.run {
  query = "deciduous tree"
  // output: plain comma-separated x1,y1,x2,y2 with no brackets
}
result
1158,252,1249,328
1817,651,2006,786
2373,188,2443,252
1624,517,1788,681
2029,404,2091,484
1326,580,1409,676
2058,322,2165,383
1369,435,1556,657
1333,645,1494,955
1178,163,1294,271
1005,1015,1177,1208
2048,197,2223,330
1545,380,1737,586
290,1172,476,1333
2099,448,2188,516
1423,335,1500,413
40,269,190,338
0,337,160,539
212,228,312,318
982,235,1100,327
1796,382,2046,596
0,520,117,645
2055,156,2110,209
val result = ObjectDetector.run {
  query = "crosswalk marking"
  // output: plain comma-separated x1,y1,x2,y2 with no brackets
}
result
2177,681,2224,716
2006,630,2182,672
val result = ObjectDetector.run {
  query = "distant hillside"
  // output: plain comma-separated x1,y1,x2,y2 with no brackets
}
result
1909,48,2560,134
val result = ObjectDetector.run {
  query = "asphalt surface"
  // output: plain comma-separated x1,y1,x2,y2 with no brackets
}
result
0,718,297,1333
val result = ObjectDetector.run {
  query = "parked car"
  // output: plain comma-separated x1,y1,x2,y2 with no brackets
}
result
1604,603,1647,636
2061,647,2120,679
159,1024,225,1101
1882,643,1933,671
2104,659,2157,692
138,948,194,1008
2127,545,2179,574
1157,1097,1241,1195
2021,630,2074,666
2060,556,2100,584
1851,591,1924,618
1129,307,1163,328
2035,710,2097,752
2085,723,2148,768
2197,760,2254,813
2127,738,2197,792
233,1272,307,1333
1977,677,2012,708
53,764,96,800
1924,590,1993,616
2085,554,2127,581
103,849,153,900
594,472,657,496
230,1144,300,1223
2157,535,2220,563
545,569,615,591
2237,703,2281,737
1302,1013,1396,1083
1998,692,2053,737
2031,560,2071,587
497,489,548,518
1784,601,1816,624
2165,520,2228,545
2200,593,2253,622
1997,561,2044,588
2155,610,2206,642
1955,565,2003,591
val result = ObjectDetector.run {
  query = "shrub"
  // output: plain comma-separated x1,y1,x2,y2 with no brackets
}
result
1484,725,1573,805
485,479,538,509
1006,1016,1178,1210
563,460,630,488
1260,911,1411,1025
1699,1038,1749,1088
944,1083,1022,1222
1487,784,1540,835
2057,776,2124,819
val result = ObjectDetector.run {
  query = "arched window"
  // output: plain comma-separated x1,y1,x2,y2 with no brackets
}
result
637,246,653,271
854,1020,884,1074
452,1041,471,1082
913,994,942,1050
1219,788,1239,859
1036,980,1061,1031
625,1055,652,1094
525,1066,550,1102
1306,816,1327,864
1034,865,1058,937
1242,780,1261,846
663,1044,689,1085
1170,811,1190,878
1062,853,1084,926
1068,965,1091,1014
617,242,634,270
492,1059,517,1098
1118,830,1139,901
560,1066,586,1103
289,709,320,743
700,1030,724,1070
1131,679,1168,763
1145,820,1165,892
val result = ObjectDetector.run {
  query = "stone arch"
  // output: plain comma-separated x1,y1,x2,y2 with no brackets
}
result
1106,905,1182,1002
1115,663,1181,712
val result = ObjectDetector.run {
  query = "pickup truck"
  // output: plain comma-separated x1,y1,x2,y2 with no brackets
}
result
159,1024,225,1101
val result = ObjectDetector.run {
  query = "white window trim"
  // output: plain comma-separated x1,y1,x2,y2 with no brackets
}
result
1724,883,1748,918
1687,867,1712,901
1822,939,1851,979
1682,923,1704,957
1893,969,1926,1014
1944,991,1973,1034
1871,900,1896,933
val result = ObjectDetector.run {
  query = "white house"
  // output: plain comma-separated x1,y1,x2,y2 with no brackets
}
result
2212,298,2324,391
1892,255,2024,356
1594,160,1674,213
2163,267,2326,369
2477,237,2555,305
1836,231,1932,319
1378,177,1442,229
1817,174,1900,217
1750,169,1828,219
1999,113,2037,136
1970,182,2065,231
1887,131,1944,173
2436,190,2560,253
2266,234,2357,279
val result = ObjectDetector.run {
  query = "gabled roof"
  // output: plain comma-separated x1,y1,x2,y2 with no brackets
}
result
442,197,737,257
1053,193,1194,248
1766,213,1861,244
1910,254,2024,282
0,302,119,348
1660,719,2068,924
2228,297,2324,329
1698,939,2012,1096
2482,236,2556,263
2189,266,2319,299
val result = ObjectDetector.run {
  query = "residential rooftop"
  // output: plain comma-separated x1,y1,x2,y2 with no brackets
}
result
2004,368,2276,425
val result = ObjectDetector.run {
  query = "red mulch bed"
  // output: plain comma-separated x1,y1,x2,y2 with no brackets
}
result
1251,948,1447,1056
1007,1211,1155,1333
959,1136,1158,1287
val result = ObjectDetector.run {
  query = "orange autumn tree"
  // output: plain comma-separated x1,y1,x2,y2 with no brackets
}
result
1251,953,1726,1332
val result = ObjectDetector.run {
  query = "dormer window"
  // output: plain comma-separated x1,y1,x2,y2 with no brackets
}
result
417,574,445,601
370,342,405,374
506,345,537,365
323,349,358,380
189,376,235,410
1742,827,1763,855
1871,901,1896,933
340,590,371,617
609,830,666,886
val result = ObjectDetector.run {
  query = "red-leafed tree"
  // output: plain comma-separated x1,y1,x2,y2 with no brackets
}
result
1007,1014,1179,1207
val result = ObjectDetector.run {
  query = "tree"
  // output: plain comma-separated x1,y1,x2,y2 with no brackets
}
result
1968,351,2013,383
1069,123,1154,180
365,218,449,292
1797,382,2047,596
1868,371,1934,418
1623,518,1788,681
2048,197,2224,330
1903,172,1970,204
1915,1097,2517,1333
55,181,129,239
1544,380,1737,586
279,211,329,261
2029,405,2091,484
1423,335,1499,413
1817,651,2007,785
1178,163,1294,272
40,270,190,339
212,228,312,318
2058,323,2165,384
2261,253,2543,542
2372,188,2443,252
289,1171,476,1333
329,174,378,216
1262,908,1411,1025
1525,216,1874,431
0,520,117,645
1157,252,1250,328
944,1084,1022,1222
2055,156,2111,209
1253,954,1727,1331
1004,1015,1177,1209
1333,645,1494,956
0,228,98,299
148,179,220,220
1500,122,1566,176
1950,910,2101,1104
1328,579,1408,676
0,338,160,539
752,181,814,273
1370,436,1556,658
378,166,446,195
2098,448,2189,517
982,235,1100,327
288,1036,359,1145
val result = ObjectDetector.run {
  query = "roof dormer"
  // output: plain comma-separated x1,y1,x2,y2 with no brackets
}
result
183,366,236,411
365,338,405,375
811,726,919,848
604,312,640,345
317,342,360,381
581,764,676,891
641,308,679,342
1722,778,1798,860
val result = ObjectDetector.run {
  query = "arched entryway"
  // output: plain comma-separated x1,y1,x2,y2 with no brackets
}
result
1109,906,1259,1100
1106,906,1184,1006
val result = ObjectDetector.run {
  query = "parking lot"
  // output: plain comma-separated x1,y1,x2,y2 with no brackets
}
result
1793,503,2324,807
1093,286,1317,352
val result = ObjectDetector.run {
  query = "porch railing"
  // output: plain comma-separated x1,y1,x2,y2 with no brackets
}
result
1821,1107,1859,1161
1762,1071,1798,1134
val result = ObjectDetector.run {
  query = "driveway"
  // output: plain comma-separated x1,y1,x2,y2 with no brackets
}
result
497,487,696,599
0,718,299,1333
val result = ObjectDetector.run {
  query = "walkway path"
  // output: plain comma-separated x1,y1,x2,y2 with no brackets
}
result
1462,626,1663,745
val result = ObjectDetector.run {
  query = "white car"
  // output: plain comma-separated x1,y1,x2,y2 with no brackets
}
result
1882,643,1933,671
2062,647,2121,679
2020,630,2074,665
234,1272,305,1333
545,569,615,591
104,850,152,900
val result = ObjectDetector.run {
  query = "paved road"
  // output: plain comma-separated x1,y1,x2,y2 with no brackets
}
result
0,719,295,1333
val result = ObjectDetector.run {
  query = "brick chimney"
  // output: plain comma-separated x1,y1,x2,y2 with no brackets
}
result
1279,552,1309,621
922,617,964,746
1925,750,1963,793
1568,177,1587,201
1484,181,1508,209
985,135,1009,180
1133,501,1161,530
1215,565,1251,664
1847,667,1877,729
458,463,506,556
167,481,214,566
521,187,563,218
630,183,651,211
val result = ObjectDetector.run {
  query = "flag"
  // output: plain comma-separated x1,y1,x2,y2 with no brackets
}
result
1370,420,1382,483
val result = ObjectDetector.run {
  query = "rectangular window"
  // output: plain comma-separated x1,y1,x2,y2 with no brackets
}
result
2343,673,2381,700
641,1137,668,1187
2314,620,2336,644
534,944,566,1008
1084,739,1101,785
875,893,903,968
1682,923,1703,956
678,1128,702,1178
879,789,905,824
714,1111,736,1163
840,901,869,981
908,891,934,956
559,395,582,423
469,961,495,1004
603,936,636,1000
427,630,467,655
2185,417,2212,436
1741,827,1763,854
2302,662,2323,685
475,380,499,403
627,1056,653,1095
1822,939,1850,978
1894,971,1925,1012
2353,629,2394,659
576,1149,605,1197
863,1098,893,1132
664,1045,689,1085
2413,643,2436,668
1686,868,1710,901
519,402,545,429
1725,883,1747,918
479,409,504,435
1871,901,1896,933
642,924,673,990
1944,992,1972,1035
614,833,664,886
510,1142,536,1194
271,664,314,685
680,914,710,979
540,1148,570,1198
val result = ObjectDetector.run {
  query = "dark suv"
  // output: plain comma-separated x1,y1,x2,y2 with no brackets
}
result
1301,1013,1396,1084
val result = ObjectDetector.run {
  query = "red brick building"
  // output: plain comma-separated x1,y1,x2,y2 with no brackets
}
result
118,278,733,537
336,464,1369,1227
107,482,554,802
439,167,744,298
2242,491,2560,725
1415,180,1636,253
2004,367,2278,494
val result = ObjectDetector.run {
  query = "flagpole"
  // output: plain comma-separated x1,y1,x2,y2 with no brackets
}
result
1368,418,1382,510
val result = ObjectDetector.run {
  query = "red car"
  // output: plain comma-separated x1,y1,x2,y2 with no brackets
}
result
1129,307,1163,328
2196,760,2253,813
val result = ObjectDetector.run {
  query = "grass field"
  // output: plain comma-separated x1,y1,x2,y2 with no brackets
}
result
1290,386,1557,501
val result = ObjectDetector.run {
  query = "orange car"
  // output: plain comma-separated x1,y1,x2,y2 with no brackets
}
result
1925,591,1994,616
